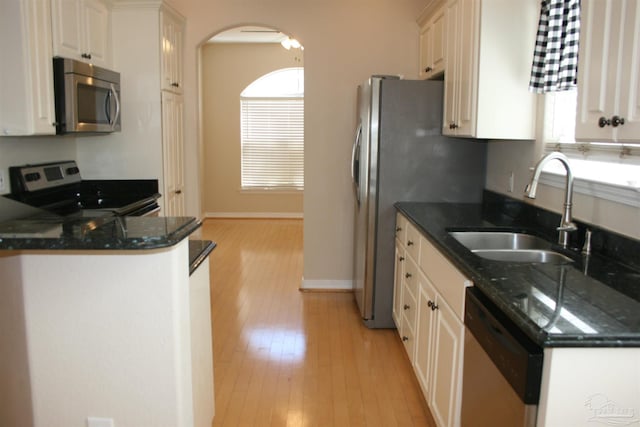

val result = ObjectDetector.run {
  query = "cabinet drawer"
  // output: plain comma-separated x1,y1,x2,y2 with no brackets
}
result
405,221,421,261
401,311,416,359
395,213,408,244
403,255,419,299
419,236,471,321
402,278,418,333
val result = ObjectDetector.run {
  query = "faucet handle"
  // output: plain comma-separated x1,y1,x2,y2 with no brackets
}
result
557,222,578,232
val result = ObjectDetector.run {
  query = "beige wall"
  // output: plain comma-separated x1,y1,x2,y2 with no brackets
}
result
201,42,303,216
175,0,426,286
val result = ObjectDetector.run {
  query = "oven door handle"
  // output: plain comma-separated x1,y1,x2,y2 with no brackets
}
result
109,83,121,130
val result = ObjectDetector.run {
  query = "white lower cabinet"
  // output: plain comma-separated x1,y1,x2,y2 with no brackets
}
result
394,212,470,427
415,271,436,398
392,240,405,327
429,293,464,427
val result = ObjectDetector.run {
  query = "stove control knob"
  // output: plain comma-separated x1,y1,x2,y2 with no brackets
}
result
25,172,41,182
66,166,80,175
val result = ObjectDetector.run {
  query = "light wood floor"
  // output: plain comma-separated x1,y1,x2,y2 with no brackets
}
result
201,218,436,427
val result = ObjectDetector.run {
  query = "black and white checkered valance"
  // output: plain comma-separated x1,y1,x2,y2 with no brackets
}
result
529,0,581,93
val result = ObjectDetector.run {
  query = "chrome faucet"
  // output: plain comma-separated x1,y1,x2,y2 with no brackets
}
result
524,152,577,249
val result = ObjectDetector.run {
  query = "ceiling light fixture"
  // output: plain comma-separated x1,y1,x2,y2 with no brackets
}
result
281,37,303,50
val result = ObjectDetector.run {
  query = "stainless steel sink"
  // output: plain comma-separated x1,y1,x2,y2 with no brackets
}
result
471,249,573,264
449,231,573,264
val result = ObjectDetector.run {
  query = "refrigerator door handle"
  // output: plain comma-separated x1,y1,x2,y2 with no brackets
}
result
351,122,362,203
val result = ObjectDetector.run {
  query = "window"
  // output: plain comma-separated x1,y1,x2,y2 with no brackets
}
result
542,91,640,206
240,67,304,190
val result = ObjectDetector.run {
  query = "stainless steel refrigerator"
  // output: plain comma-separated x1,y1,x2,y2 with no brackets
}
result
351,76,486,328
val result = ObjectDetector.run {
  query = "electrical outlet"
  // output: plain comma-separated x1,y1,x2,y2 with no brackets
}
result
87,417,114,427
0,170,6,193
508,171,515,193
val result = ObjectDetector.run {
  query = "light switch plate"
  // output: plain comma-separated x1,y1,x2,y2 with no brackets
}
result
87,417,114,427
0,170,5,193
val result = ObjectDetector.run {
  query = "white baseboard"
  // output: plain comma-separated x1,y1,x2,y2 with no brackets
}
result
300,279,353,291
204,212,303,219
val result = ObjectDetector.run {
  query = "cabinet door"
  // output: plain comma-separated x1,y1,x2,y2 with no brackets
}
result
51,0,110,66
444,0,477,136
161,10,184,93
430,7,446,76
576,0,640,143
82,0,111,67
615,0,640,142
392,243,405,329
162,92,186,216
419,24,434,79
51,0,83,60
0,0,56,135
430,297,464,427
414,272,437,402
443,0,459,134
575,0,623,141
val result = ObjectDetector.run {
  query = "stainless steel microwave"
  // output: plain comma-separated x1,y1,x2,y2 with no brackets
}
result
53,57,121,134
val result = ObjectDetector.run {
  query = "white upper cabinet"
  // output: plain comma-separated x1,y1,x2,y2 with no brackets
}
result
443,0,538,139
51,0,112,67
576,0,640,142
161,9,185,93
418,1,446,79
0,0,56,136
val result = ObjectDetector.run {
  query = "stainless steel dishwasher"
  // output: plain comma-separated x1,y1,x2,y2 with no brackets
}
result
461,287,543,427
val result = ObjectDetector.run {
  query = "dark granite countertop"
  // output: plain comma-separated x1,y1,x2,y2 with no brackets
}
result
188,239,216,276
395,192,640,348
0,196,201,250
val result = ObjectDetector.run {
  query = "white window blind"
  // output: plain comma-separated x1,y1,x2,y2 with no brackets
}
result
240,67,304,190
240,98,304,189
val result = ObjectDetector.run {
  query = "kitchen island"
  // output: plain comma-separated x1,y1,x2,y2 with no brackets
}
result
0,197,215,427
395,190,640,426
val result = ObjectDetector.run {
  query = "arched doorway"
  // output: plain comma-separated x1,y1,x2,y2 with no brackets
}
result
198,25,304,218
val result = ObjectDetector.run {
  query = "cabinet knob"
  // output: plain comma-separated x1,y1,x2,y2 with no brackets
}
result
396,226,402,232
611,115,625,127
402,336,409,342
449,122,458,130
598,116,611,128
427,300,432,308
407,240,414,246
404,304,410,310
425,66,433,72
175,190,182,194
399,256,405,262
81,53,92,59
430,302,439,311
405,272,412,279
171,82,180,88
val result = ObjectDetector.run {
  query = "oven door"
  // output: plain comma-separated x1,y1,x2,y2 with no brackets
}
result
63,73,121,133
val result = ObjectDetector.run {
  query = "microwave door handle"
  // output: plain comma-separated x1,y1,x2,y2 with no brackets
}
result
109,83,121,129
105,90,112,123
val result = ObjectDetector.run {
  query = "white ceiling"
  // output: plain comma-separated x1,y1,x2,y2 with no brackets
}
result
208,26,287,44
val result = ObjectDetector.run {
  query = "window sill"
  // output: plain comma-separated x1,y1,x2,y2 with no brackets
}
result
239,187,303,194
